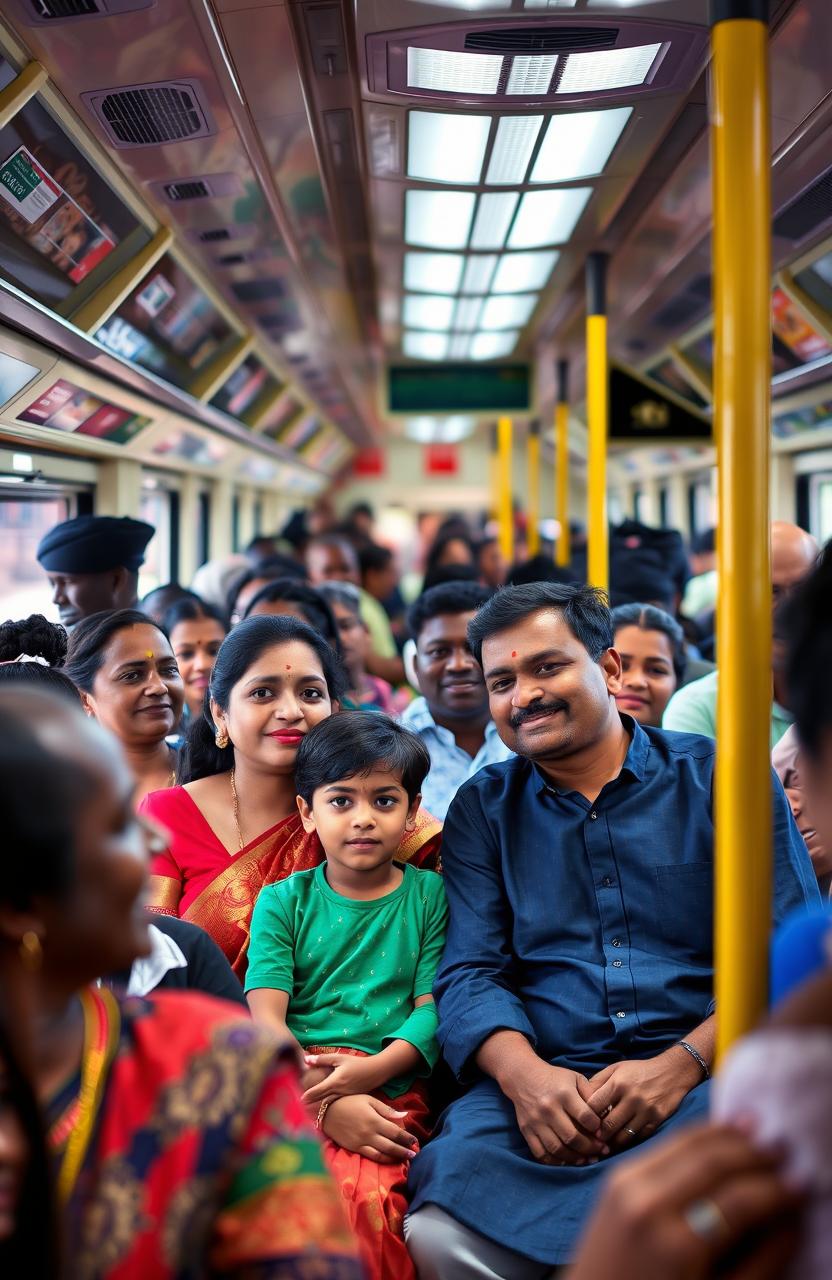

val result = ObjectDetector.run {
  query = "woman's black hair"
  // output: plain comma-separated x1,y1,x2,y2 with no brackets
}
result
163,597,228,636
423,529,475,581
317,580,362,620
467,582,613,667
227,556,307,621
0,615,80,703
178,614,348,783
295,711,430,806
422,562,479,593
241,578,340,653
64,609,169,693
610,602,687,683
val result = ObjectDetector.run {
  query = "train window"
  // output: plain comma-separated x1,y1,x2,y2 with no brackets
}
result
198,491,211,567
645,358,708,410
94,254,235,391
0,495,69,621
253,497,263,535
689,474,716,534
210,355,275,420
138,486,173,597
658,486,669,527
231,492,240,552
793,250,832,317
808,473,832,545
0,74,144,309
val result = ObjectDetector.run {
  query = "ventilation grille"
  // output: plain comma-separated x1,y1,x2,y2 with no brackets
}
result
29,0,99,14
774,165,832,242
231,279,285,303
21,0,152,20
465,26,618,53
82,80,215,148
198,228,230,242
164,179,209,201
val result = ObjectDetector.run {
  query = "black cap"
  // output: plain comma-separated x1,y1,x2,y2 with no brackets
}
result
37,515,154,574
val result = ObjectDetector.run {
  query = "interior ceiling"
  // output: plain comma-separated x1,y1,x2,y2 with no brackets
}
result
5,0,827,447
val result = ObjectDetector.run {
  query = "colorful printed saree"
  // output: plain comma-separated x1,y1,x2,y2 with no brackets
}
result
142,786,442,978
47,987,362,1279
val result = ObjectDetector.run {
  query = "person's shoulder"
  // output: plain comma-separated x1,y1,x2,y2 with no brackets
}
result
147,913,207,951
400,695,429,726
644,723,717,763
268,865,318,902
670,669,719,702
405,864,446,897
139,784,192,820
449,755,531,810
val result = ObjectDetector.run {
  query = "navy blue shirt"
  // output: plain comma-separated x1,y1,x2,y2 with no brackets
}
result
435,718,820,1079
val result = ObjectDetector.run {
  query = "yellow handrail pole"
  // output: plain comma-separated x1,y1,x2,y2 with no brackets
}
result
527,420,541,556
586,254,609,592
556,359,571,566
497,416,514,564
0,62,48,132
72,226,173,334
711,0,772,1059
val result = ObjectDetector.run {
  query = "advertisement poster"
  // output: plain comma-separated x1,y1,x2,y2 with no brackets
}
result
771,287,831,363
17,378,150,444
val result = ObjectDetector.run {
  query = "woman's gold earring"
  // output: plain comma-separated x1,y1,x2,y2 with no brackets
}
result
215,729,229,749
19,930,43,972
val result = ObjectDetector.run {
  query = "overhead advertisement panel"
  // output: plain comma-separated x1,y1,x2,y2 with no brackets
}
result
16,378,151,444
389,364,530,413
609,365,711,443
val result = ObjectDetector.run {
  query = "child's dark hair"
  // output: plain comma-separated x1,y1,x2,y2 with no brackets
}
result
295,711,430,806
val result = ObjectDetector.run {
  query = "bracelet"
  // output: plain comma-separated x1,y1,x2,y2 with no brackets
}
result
315,1099,330,1130
677,1039,710,1080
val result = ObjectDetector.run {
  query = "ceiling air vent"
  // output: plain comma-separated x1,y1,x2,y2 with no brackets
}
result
155,172,243,204
465,27,618,54
231,279,285,303
82,80,215,148
164,179,210,201
20,0,152,22
774,164,832,243
198,228,230,242
190,222,257,246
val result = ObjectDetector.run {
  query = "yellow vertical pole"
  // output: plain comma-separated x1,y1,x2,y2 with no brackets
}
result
497,416,514,564
712,0,772,1059
527,420,541,556
586,254,609,592
556,359,571,567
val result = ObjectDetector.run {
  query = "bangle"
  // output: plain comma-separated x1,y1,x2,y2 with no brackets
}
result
677,1039,710,1080
315,1099,330,1130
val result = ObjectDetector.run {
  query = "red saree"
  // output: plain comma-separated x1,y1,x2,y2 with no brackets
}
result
48,987,361,1279
141,786,442,978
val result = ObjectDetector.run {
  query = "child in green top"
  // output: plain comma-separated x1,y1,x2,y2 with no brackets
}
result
246,712,447,1280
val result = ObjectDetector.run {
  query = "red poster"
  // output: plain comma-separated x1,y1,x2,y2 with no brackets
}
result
424,444,459,475
353,448,385,476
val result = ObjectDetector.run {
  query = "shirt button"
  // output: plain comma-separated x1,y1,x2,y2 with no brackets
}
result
590,811,598,820
611,938,621,947
616,1011,626,1019
602,877,613,887
612,959,622,968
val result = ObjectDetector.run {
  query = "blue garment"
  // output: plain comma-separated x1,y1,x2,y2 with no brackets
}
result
408,719,820,1264
399,696,513,821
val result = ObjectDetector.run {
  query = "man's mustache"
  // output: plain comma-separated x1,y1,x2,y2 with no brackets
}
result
509,699,568,729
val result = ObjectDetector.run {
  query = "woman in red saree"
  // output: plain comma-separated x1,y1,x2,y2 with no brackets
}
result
0,685,361,1278
141,616,441,978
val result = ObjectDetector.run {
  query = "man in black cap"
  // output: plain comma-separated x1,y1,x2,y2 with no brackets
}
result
37,514,154,627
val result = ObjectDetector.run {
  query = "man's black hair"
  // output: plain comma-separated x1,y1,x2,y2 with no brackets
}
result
295,711,430,805
407,581,494,643
358,543,393,575
690,528,716,556
467,582,613,667
784,542,832,761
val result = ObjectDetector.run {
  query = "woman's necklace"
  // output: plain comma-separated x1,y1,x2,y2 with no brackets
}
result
230,768,244,853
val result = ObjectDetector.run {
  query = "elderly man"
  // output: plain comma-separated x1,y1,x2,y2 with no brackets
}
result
664,520,818,744
404,582,818,1277
37,514,153,627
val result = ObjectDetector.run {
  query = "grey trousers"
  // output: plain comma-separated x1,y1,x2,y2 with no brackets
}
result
404,1205,554,1280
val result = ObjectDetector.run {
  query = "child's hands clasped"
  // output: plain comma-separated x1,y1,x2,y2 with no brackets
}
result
302,1052,385,1103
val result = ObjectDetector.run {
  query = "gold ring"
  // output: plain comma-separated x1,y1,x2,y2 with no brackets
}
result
684,1197,730,1244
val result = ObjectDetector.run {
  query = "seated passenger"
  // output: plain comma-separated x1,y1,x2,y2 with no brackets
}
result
64,609,184,805
247,713,447,1280
404,582,819,1277
663,520,818,746
611,603,686,727
773,724,832,895
400,582,512,821
318,581,397,713
36,514,154,629
164,597,228,723
107,911,248,1008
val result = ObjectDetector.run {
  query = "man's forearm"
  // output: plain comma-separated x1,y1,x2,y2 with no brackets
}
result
475,1029,540,1095
666,1014,716,1081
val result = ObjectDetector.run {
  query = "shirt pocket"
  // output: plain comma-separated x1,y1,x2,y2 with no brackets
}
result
652,863,714,961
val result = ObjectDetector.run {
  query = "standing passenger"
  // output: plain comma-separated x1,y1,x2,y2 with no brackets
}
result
405,582,819,1276
401,583,512,821
36,514,153,627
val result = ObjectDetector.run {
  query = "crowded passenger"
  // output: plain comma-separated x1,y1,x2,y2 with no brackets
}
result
242,577,341,650
401,582,512,821
664,521,818,745
421,529,477,594
139,581,198,626
681,527,718,619
227,555,307,626
36,514,154,627
318,581,397,712
475,535,508,589
65,609,184,805
0,614,80,703
189,551,248,612
608,515,690,612
142,616,441,976
611,603,686,727
404,582,819,1276
306,534,404,684
164,597,228,722
247,712,447,1279
0,686,361,1277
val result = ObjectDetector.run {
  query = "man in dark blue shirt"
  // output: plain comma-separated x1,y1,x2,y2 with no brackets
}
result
406,583,819,1277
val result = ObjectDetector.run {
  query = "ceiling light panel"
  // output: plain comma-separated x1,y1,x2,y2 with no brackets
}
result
557,44,663,94
404,251,465,294
407,47,503,95
470,191,520,249
508,187,592,247
460,254,498,293
531,106,632,182
480,293,539,329
507,55,557,96
403,330,450,359
448,333,472,359
408,111,491,185
492,250,559,293
454,297,485,330
405,189,476,249
485,115,543,185
403,294,456,330
470,331,519,359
